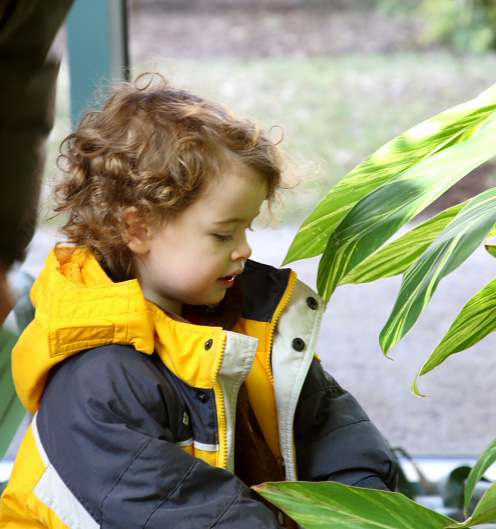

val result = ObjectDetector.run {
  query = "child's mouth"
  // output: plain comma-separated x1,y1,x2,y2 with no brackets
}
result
216,274,238,288
217,268,244,287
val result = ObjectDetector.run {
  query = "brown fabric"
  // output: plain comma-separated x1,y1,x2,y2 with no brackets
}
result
0,0,74,264
101,271,244,328
183,277,244,330
235,383,297,529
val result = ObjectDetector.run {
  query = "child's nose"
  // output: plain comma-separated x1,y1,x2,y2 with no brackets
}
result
231,236,252,262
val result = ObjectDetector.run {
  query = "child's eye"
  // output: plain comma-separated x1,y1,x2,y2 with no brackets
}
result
213,234,234,242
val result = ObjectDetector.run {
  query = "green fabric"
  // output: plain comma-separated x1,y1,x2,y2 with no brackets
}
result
0,327,26,462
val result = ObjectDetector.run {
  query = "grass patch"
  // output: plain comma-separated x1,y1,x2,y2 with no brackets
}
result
43,51,496,227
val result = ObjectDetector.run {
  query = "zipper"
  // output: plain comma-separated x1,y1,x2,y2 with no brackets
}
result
212,334,228,469
265,271,298,385
213,271,298,470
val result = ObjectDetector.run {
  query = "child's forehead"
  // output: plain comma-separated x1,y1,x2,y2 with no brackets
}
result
208,150,266,184
203,163,268,196
185,167,268,221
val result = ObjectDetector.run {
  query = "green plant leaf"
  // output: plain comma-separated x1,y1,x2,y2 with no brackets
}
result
412,276,496,396
317,127,496,303
341,202,467,285
448,480,496,528
486,244,496,258
435,466,472,510
283,83,496,266
253,481,455,529
380,187,496,355
464,439,496,516
487,223,496,239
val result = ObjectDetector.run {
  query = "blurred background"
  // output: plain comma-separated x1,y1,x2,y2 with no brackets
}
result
46,0,496,225
7,0,496,466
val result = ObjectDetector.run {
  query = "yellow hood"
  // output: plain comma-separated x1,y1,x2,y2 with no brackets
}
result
12,247,156,413
13,247,231,414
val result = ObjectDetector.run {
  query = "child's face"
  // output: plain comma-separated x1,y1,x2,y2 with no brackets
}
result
132,164,268,315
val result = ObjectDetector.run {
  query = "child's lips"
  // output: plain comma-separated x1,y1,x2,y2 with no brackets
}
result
217,269,243,287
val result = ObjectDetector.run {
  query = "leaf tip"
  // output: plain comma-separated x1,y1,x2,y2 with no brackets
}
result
380,338,394,360
411,373,429,397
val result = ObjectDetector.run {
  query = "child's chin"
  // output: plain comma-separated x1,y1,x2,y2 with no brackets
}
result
205,292,226,307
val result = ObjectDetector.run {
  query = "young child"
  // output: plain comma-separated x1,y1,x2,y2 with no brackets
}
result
0,74,397,529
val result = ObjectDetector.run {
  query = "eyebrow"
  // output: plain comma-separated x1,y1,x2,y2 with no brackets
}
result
212,218,247,225
211,210,261,225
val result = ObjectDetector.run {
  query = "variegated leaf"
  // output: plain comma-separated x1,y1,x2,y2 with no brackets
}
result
381,187,496,355
318,127,496,302
284,83,496,265
485,244,496,258
341,202,467,285
254,481,454,529
447,480,496,528
412,275,496,395
464,439,496,516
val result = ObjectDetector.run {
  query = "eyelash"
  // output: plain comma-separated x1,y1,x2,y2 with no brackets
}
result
214,234,234,242
213,226,254,242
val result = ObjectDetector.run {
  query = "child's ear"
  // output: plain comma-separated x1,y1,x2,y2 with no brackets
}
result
121,207,152,255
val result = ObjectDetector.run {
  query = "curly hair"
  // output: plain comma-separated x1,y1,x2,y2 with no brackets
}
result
54,73,287,281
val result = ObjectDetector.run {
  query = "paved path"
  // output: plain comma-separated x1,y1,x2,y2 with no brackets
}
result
16,225,496,458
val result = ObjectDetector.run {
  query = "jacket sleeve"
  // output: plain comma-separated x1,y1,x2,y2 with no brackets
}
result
37,345,280,529
293,358,398,491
